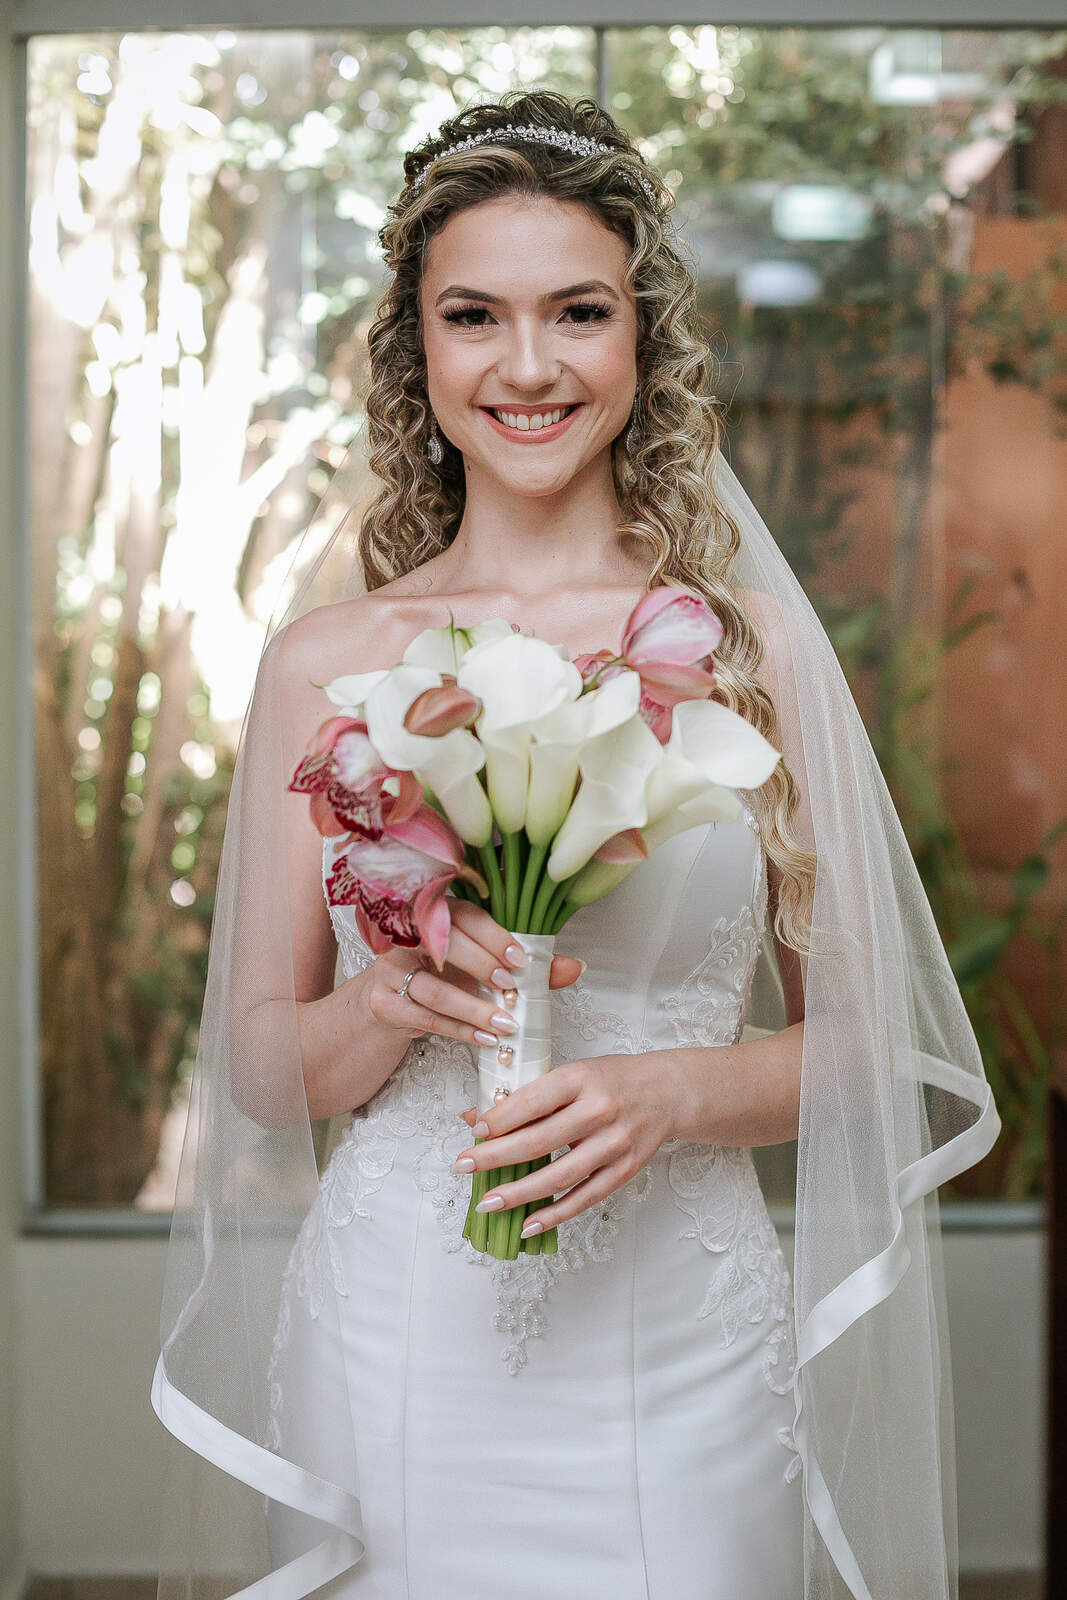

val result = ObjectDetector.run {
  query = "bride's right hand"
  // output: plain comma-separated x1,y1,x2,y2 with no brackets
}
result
364,897,584,1049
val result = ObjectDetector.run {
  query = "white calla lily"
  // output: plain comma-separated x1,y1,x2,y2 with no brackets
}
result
556,707,780,908
402,616,515,674
322,668,390,715
566,784,743,905
457,635,584,832
365,665,491,845
666,698,781,785
545,712,665,880
525,670,642,844
563,700,781,904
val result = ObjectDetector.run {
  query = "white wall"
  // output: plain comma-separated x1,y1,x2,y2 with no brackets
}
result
14,1240,172,1575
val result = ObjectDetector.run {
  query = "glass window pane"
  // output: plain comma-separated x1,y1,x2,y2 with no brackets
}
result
27,24,1066,1214
27,27,596,1212
602,25,1067,1206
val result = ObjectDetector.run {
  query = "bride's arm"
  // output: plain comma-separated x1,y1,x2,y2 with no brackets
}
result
225,609,413,1129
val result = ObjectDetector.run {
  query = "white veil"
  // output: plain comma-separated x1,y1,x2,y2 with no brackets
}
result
150,128,1001,1600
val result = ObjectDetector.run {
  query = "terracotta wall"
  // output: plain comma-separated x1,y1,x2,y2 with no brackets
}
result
942,215,1067,1034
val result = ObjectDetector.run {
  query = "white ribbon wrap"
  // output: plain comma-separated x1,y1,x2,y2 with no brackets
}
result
474,930,556,1116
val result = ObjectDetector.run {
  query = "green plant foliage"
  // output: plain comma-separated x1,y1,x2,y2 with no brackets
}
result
27,24,1067,1206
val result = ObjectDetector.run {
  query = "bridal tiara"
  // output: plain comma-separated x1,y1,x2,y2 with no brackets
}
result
407,122,659,203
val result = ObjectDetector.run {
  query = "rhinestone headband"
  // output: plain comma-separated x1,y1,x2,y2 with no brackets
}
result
408,122,658,204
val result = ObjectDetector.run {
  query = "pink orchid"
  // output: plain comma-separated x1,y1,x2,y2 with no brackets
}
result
571,648,621,687
288,716,421,839
324,802,488,971
619,587,724,742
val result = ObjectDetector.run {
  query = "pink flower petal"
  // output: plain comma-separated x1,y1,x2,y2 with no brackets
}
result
622,588,724,667
619,585,681,650
388,803,465,868
404,683,483,736
309,789,351,837
572,648,617,685
412,879,455,970
638,693,675,743
384,769,424,827
634,658,719,705
593,827,649,864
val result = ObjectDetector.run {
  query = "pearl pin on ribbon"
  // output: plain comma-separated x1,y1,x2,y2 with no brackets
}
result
474,933,555,1116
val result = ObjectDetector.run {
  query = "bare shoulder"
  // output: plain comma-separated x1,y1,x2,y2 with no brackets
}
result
270,583,439,686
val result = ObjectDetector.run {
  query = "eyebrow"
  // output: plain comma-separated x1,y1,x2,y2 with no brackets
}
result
434,279,620,308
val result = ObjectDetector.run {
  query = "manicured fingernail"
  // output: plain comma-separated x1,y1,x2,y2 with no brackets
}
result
491,1012,518,1034
473,1029,498,1046
520,1220,543,1238
472,1120,489,1138
452,1157,476,1173
504,944,529,968
490,967,512,988
574,959,587,977
475,1194,504,1212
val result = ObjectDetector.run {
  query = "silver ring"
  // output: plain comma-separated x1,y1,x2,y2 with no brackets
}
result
396,966,421,1001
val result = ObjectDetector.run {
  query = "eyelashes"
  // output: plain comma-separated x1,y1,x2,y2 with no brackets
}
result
440,299,615,330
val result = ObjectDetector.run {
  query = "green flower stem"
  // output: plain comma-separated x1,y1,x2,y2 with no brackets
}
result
477,842,506,926
488,1164,515,1256
543,873,575,930
516,840,549,930
551,896,578,935
506,1162,530,1259
520,1155,558,1254
501,831,522,928
467,1140,492,1251
529,869,559,935
461,1164,484,1239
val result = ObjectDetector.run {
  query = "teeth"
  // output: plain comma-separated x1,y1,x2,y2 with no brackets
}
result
490,406,572,432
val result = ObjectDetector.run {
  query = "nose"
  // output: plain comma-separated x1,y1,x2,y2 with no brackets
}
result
493,316,561,394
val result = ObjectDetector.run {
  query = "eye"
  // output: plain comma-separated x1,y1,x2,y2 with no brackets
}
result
562,299,614,326
441,303,492,329
439,298,616,330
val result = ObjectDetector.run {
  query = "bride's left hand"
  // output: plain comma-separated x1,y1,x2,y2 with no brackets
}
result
454,1053,686,1232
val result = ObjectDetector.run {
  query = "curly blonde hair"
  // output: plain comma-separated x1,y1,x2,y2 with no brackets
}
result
359,89,816,958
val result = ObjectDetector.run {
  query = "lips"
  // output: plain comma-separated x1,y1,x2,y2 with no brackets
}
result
480,403,584,443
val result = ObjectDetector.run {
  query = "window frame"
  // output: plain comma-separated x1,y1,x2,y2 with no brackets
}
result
4,6,1054,1235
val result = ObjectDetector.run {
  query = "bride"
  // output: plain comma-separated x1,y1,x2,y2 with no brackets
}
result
152,90,1000,1600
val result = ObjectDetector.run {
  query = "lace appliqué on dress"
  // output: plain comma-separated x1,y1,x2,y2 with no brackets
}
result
432,1149,654,1377
276,1010,653,1378
665,1138,801,1482
551,978,643,1054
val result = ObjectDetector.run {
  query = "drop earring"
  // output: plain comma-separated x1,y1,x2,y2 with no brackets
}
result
625,396,639,458
426,415,444,466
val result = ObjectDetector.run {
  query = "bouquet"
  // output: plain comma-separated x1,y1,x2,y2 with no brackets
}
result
288,587,782,1260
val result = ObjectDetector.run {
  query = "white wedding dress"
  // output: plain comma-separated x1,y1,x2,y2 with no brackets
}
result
265,796,805,1598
